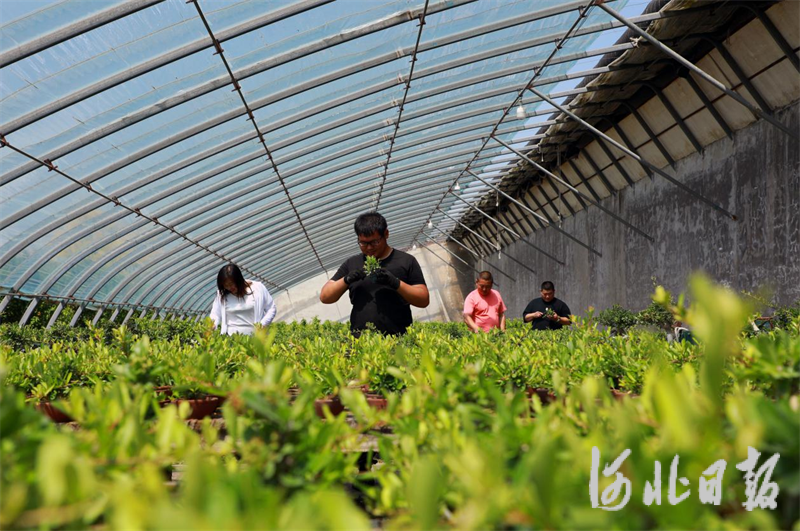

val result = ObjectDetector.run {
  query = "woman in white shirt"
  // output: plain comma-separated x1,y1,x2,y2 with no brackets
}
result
209,264,277,335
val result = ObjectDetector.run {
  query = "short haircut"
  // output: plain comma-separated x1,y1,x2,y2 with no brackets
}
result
477,271,493,282
354,212,388,237
541,281,555,291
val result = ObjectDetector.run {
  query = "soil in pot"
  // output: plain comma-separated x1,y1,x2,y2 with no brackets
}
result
314,395,345,418
35,401,73,423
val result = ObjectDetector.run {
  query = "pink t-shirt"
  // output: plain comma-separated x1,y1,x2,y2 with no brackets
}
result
463,289,507,332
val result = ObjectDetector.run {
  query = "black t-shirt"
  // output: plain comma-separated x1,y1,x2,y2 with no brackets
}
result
332,249,427,335
522,297,571,330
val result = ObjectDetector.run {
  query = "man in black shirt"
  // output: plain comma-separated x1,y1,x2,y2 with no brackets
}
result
319,212,429,335
522,281,572,331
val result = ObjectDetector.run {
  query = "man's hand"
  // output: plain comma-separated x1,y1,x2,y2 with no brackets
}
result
375,268,400,290
531,311,543,319
548,313,560,321
344,269,366,286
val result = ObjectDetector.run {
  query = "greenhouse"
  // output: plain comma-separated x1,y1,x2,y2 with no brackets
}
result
0,0,798,529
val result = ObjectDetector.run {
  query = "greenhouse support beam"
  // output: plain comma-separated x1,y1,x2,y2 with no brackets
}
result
463,168,604,254
376,0,430,210
122,309,135,326
644,83,704,154
565,159,603,203
189,0,327,276
616,101,676,168
447,192,564,266
415,242,468,277
70,306,85,328
700,36,773,116
0,0,334,135
413,0,599,250
0,136,285,291
679,70,733,139
429,226,515,283
528,87,739,221
745,6,799,73
47,303,65,329
437,208,537,276
420,233,499,286
19,299,39,327
597,3,797,139
0,0,167,68
488,139,654,242
109,308,120,324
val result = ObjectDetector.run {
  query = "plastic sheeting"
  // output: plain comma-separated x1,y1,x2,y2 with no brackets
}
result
0,0,629,315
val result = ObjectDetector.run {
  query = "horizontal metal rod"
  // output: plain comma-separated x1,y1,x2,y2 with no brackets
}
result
447,191,565,266
528,87,739,221
436,208,538,275
0,289,203,315
429,226,516,282
489,138,654,242
464,168,602,256
416,241,469,277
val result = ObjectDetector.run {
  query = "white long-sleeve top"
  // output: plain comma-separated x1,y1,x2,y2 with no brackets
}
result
209,280,277,335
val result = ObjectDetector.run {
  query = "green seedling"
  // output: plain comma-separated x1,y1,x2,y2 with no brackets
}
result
363,255,381,276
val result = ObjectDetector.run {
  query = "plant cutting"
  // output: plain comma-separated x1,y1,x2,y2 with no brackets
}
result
363,255,381,278
544,307,557,320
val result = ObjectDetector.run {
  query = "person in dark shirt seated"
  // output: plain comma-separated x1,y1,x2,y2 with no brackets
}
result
522,281,572,330
319,212,429,336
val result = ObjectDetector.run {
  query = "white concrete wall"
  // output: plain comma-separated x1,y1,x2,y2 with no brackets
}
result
272,244,467,324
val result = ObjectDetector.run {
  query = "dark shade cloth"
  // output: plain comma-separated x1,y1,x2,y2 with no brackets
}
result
332,249,426,335
522,297,571,330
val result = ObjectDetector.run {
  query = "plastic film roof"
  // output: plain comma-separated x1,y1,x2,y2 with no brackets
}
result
0,0,645,316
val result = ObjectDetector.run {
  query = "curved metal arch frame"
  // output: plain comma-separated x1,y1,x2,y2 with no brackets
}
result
2,0,589,177
53,145,502,307
148,180,468,309
0,0,664,306
166,199,444,312
85,153,491,309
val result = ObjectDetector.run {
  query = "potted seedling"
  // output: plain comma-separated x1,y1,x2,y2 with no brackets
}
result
363,255,381,282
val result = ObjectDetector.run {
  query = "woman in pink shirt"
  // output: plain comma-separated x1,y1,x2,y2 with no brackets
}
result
463,271,506,333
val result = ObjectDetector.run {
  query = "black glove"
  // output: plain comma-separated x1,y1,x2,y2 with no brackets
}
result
343,269,365,286
375,268,400,290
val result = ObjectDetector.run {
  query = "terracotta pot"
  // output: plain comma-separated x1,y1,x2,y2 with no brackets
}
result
36,401,73,423
154,385,173,398
364,393,388,410
525,387,556,406
163,395,225,420
314,395,345,418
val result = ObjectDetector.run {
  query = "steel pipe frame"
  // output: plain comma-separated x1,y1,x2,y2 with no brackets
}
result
52,150,501,308
414,243,469,277
615,101,676,168
437,207,525,261
447,191,564,266
420,232,502,286
678,70,734,139
411,1,600,252
1,0,595,185
0,137,285,292
9,137,504,310
427,225,515,283
741,5,799,73
597,2,797,139
375,0,430,210
189,0,327,274
463,166,603,256
488,137,654,242
3,20,636,233
151,160,497,303
0,1,708,300
0,0,168,68
138,197,436,310
528,86,739,220
153,194,449,309
1,289,201,327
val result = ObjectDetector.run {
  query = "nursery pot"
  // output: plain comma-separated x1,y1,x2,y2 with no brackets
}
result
525,387,556,406
163,395,225,420
364,393,388,410
36,401,73,423
314,395,345,418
